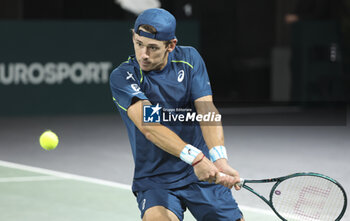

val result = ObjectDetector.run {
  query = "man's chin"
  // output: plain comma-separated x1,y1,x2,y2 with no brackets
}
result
140,64,152,71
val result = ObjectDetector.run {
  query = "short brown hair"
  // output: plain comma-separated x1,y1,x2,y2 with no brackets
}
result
139,24,157,34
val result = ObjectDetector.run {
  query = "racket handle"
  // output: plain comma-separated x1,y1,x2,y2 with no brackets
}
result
219,172,245,187
237,178,245,187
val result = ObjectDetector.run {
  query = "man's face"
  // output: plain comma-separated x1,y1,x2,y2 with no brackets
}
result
133,30,169,72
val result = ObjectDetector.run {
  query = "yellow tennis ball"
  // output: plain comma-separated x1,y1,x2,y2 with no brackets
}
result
39,130,59,150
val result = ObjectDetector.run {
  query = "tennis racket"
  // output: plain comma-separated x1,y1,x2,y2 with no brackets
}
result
224,172,348,221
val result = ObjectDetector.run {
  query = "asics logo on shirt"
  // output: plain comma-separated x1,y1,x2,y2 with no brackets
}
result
126,71,135,81
177,70,185,82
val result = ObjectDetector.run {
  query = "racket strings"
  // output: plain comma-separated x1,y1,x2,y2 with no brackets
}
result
271,176,345,221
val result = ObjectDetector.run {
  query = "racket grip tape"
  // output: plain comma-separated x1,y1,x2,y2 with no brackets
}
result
218,172,244,187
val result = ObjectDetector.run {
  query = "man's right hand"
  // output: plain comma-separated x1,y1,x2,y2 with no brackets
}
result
193,153,218,183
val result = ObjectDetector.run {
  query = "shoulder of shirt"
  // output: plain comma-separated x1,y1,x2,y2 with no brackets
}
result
117,56,137,70
171,46,201,69
110,56,136,78
174,45,199,56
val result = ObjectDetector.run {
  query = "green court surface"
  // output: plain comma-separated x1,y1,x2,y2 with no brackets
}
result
0,161,278,221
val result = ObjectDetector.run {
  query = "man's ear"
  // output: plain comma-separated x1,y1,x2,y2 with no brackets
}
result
167,39,178,52
132,31,135,41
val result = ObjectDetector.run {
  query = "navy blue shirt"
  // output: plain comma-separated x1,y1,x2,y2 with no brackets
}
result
110,46,212,192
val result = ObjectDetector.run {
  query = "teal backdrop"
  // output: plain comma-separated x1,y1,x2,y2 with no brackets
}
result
0,21,199,116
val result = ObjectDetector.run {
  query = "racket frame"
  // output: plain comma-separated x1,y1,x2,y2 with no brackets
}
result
240,172,348,221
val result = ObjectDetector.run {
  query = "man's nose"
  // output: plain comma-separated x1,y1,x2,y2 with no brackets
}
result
140,47,149,59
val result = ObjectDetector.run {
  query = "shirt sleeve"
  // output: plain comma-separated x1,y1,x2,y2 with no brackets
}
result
109,67,148,112
190,48,213,101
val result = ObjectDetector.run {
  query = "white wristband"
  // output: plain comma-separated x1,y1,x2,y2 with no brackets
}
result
209,146,228,162
180,144,202,165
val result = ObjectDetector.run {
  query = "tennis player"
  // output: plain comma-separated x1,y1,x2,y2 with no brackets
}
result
110,8,244,221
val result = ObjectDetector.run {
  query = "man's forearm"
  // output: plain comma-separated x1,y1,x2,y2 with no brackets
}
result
142,123,187,157
127,100,187,157
195,96,228,163
199,120,224,150
196,97,224,149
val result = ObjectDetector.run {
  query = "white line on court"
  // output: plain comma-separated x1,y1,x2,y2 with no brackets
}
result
0,160,131,190
239,205,275,217
0,160,274,216
0,176,63,183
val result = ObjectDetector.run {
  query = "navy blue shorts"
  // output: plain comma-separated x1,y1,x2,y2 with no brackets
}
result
136,182,243,221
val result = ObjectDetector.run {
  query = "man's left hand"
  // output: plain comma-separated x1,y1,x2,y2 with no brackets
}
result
214,159,242,190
